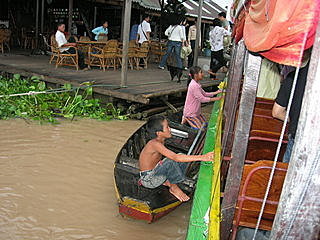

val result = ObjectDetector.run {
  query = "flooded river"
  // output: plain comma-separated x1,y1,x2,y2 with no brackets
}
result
0,119,193,240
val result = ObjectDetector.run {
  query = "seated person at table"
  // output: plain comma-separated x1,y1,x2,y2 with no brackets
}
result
55,23,87,70
139,115,214,202
92,21,108,41
182,66,222,129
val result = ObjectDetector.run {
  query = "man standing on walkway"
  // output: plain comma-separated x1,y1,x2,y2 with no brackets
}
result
137,15,151,45
188,21,201,68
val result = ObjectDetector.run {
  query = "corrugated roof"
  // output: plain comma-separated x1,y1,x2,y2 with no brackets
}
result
133,0,221,20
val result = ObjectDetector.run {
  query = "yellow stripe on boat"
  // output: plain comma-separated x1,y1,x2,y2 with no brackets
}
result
121,197,182,214
208,96,224,240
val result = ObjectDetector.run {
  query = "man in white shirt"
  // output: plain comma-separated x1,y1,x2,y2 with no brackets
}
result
159,22,186,69
137,15,151,44
55,23,87,69
208,18,230,79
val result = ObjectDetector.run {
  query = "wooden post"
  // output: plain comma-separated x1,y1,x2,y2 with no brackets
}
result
40,0,44,33
93,6,97,28
193,0,203,66
120,0,132,87
221,41,246,156
270,21,320,240
220,52,262,240
120,1,125,41
68,0,73,34
35,0,39,48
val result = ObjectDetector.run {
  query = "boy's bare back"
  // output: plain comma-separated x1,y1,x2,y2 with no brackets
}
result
139,139,163,171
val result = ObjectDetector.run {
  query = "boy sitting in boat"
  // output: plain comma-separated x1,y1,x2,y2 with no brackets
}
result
139,116,214,202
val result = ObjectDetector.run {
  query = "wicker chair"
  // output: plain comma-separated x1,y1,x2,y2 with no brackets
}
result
97,35,108,42
117,47,138,70
50,35,79,70
0,29,11,53
90,40,119,71
79,36,90,42
135,42,150,69
150,41,166,63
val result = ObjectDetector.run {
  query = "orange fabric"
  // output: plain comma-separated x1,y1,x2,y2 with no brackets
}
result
232,8,247,43
243,0,320,67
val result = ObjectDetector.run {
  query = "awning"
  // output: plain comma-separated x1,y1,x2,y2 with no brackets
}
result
133,0,225,20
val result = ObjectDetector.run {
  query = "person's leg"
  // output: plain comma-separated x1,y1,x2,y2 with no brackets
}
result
283,135,294,163
211,49,226,73
173,41,183,69
210,50,218,78
188,40,195,68
159,41,174,68
77,49,86,69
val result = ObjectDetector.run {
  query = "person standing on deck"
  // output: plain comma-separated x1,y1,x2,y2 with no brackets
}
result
218,12,229,30
188,21,201,68
158,21,186,70
130,21,139,41
182,66,222,129
272,56,310,163
136,15,151,45
209,18,230,79
92,21,109,41
55,23,87,70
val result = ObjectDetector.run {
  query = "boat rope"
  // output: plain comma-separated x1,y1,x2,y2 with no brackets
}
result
252,31,309,240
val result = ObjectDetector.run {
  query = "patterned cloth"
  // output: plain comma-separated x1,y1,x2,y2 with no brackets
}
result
209,26,230,51
185,114,208,130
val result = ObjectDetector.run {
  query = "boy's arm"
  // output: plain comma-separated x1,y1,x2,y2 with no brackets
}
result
154,141,214,162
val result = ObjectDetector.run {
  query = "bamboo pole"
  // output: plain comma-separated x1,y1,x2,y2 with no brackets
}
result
193,0,203,66
93,6,97,28
120,0,132,87
68,0,73,34
270,20,320,240
40,0,44,33
35,0,39,47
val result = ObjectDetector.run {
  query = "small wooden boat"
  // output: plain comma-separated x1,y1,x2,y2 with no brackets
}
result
114,119,206,223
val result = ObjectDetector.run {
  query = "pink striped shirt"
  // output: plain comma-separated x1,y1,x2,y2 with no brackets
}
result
183,79,215,117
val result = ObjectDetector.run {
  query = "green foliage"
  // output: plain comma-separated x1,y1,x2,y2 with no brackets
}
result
0,75,128,123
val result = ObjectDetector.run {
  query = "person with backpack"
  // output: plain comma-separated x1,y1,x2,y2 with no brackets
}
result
136,15,151,45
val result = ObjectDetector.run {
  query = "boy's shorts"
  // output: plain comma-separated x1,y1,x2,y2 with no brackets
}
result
139,158,188,189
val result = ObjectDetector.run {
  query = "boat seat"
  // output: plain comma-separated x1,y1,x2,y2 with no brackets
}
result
232,160,288,239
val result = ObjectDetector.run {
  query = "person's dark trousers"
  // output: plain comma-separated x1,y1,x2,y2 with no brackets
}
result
210,49,226,79
188,40,196,68
64,47,86,69
159,40,183,69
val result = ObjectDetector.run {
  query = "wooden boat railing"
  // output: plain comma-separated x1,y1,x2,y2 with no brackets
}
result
231,161,288,240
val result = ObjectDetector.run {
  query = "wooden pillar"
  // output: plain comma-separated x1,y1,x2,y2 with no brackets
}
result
120,1,125,41
221,41,246,156
40,0,44,33
93,6,97,28
68,0,73,34
120,0,132,87
270,21,320,240
220,52,262,240
35,0,39,47
193,0,203,66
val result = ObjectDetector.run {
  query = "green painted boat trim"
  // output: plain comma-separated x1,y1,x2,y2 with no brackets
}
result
186,99,222,240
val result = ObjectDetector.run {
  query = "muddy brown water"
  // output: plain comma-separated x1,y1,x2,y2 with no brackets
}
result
0,104,213,240
0,119,193,240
